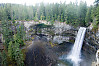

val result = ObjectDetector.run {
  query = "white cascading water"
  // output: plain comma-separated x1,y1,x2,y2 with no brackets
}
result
67,27,86,66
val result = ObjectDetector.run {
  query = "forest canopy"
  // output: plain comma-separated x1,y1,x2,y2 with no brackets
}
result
0,1,98,27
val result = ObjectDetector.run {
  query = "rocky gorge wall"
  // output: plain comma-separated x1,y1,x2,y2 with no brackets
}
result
23,21,99,66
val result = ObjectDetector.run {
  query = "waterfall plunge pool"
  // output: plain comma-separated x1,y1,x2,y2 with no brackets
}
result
56,27,86,66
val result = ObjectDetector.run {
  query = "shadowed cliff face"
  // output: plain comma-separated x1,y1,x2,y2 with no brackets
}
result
25,40,58,66
25,39,73,66
25,44,47,66
25,41,48,66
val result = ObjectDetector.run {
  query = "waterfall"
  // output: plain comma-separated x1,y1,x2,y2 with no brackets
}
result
67,27,86,66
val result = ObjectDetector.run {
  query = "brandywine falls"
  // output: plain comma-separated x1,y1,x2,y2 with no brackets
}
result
0,1,99,66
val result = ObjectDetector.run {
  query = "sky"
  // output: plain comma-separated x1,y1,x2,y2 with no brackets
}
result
0,0,95,6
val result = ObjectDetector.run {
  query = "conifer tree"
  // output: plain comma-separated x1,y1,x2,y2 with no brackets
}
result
0,50,7,66
85,7,92,26
8,41,13,61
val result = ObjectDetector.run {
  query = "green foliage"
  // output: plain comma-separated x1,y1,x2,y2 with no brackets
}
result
85,6,93,26
1,14,25,65
0,2,90,26
40,13,45,20
57,15,60,21
0,50,7,66
0,1,99,29
91,2,99,32
1,14,13,49
96,6,99,25
16,24,25,46
8,35,24,66
77,1,87,26
65,3,78,25
14,48,24,66
95,0,99,6
61,13,64,22
92,24,98,33
8,41,13,60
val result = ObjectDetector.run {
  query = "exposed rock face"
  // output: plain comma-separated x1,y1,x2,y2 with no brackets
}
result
27,21,98,50
88,23,93,30
84,29,99,52
91,49,99,66
81,28,99,66
27,22,77,44
96,31,99,44
54,22,72,34
24,21,98,66
53,36,69,44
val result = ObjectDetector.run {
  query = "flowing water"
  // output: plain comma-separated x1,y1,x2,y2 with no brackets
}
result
67,27,86,66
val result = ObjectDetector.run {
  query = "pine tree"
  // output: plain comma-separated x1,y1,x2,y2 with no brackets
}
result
16,24,25,46
1,9,13,49
57,15,60,21
8,35,24,65
85,7,92,26
0,50,7,66
95,0,99,6
77,1,87,26
96,6,99,25
15,48,24,66
8,41,13,61
61,13,64,22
